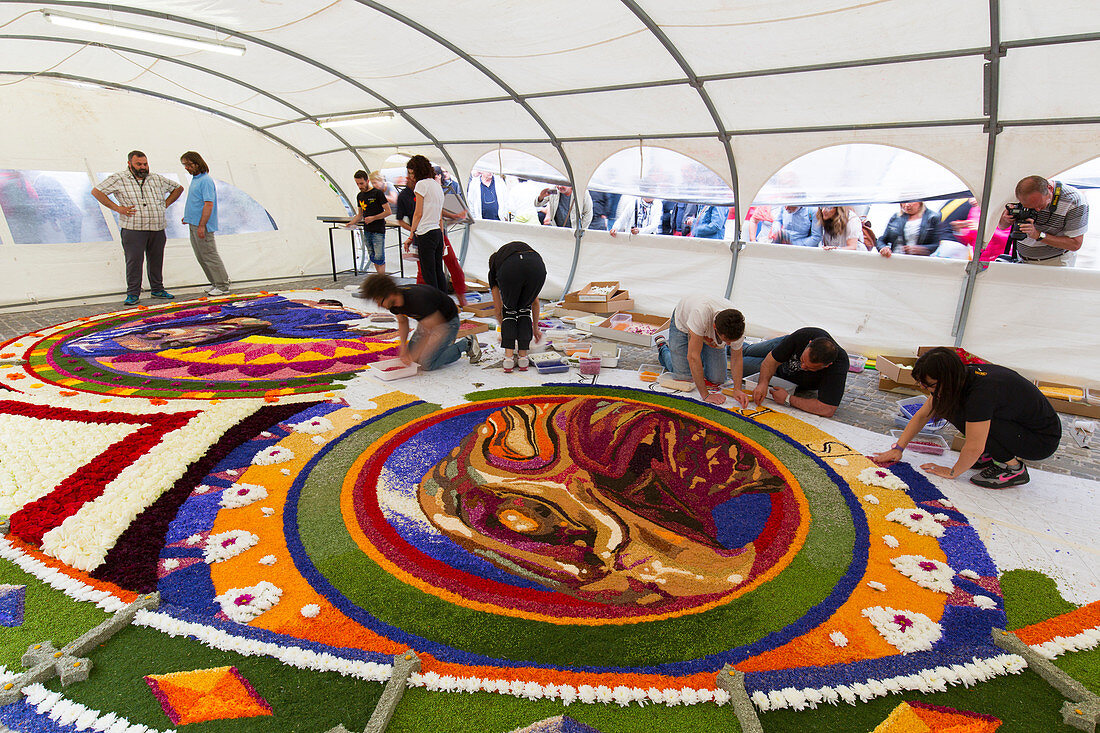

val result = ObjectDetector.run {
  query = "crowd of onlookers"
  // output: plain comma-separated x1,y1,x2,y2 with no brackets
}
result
366,167,1091,268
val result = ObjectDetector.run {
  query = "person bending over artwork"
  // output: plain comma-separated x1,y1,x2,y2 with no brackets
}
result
654,294,749,406
360,274,481,371
488,241,546,373
872,347,1060,488
742,327,848,417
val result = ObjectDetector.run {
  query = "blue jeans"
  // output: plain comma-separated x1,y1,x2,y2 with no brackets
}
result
360,229,386,267
656,312,728,383
408,315,467,371
741,337,784,377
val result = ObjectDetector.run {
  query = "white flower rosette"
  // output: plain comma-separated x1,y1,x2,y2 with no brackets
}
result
219,483,268,509
203,530,259,563
252,445,295,465
891,554,955,593
857,466,909,492
290,416,334,434
215,581,282,623
885,507,946,538
862,606,943,654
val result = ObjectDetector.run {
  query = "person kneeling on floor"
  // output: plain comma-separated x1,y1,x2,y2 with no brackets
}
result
743,327,848,417
872,347,1061,488
360,273,481,371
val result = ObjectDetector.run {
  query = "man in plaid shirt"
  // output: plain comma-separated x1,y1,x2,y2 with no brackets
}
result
93,151,184,305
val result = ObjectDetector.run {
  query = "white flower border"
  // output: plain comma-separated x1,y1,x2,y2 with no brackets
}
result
885,507,945,538
0,538,1067,711
4,676,177,733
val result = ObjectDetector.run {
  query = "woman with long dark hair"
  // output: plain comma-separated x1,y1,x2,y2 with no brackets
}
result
404,154,446,292
872,347,1060,488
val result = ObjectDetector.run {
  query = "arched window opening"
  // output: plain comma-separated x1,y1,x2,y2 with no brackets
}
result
587,147,734,238
467,149,567,226
749,144,973,258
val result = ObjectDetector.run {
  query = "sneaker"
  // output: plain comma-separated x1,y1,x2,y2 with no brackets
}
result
970,461,1029,489
971,452,995,471
502,357,514,373
467,338,482,364
151,290,175,300
205,287,230,296
123,295,139,306
517,356,529,372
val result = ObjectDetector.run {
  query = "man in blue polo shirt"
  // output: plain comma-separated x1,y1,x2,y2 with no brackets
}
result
180,151,230,296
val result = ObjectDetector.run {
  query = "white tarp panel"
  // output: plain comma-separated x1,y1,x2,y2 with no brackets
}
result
0,79,342,305
571,231,733,317
708,57,986,131
1000,42,1100,121
411,101,550,143
1000,0,1100,41
463,220,577,301
649,0,990,76
527,85,716,138
963,263,1100,386
729,245,967,354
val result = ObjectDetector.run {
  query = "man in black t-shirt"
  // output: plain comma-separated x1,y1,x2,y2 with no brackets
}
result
742,327,849,417
359,273,480,371
345,170,392,274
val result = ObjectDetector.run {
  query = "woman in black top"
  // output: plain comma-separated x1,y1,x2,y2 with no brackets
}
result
487,241,546,372
873,347,1060,488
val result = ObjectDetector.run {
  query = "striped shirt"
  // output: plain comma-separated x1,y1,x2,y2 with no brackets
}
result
1016,181,1089,261
97,170,180,231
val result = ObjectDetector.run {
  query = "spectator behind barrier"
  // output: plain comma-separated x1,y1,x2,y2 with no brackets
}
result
875,201,950,257
770,205,822,247
610,195,663,237
817,206,863,250
997,175,1089,267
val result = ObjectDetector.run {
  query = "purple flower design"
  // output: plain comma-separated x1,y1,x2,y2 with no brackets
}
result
234,593,254,606
893,614,914,632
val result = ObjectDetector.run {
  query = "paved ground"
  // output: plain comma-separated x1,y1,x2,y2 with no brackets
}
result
2,271,1095,481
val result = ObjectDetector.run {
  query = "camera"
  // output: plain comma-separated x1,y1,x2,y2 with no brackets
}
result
1005,202,1040,242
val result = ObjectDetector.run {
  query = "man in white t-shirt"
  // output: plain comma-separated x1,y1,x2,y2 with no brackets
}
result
654,294,750,406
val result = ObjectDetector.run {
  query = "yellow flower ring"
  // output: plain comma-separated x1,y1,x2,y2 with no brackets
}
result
166,386,1006,697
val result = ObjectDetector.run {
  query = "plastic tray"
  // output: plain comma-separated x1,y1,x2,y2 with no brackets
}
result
638,363,664,383
535,359,570,374
371,357,417,381
561,342,592,356
578,355,602,375
890,430,949,455
848,355,867,373
589,343,621,367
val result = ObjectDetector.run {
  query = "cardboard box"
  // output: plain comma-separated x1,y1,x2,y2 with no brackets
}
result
574,281,621,303
951,434,966,451
1035,380,1100,419
458,319,490,337
557,298,635,315
877,355,920,388
460,301,496,316
563,286,632,314
590,312,670,347
463,276,490,292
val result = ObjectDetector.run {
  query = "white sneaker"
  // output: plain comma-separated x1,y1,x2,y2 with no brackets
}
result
205,287,230,296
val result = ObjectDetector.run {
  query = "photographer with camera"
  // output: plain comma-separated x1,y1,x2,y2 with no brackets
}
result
999,176,1088,266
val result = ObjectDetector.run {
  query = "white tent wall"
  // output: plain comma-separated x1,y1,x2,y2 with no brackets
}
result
563,139,737,193
571,230,733,316
962,264,1100,388
0,79,342,305
462,220,574,301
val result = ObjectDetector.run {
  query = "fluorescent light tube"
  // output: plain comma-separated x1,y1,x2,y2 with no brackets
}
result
318,111,396,129
42,9,246,56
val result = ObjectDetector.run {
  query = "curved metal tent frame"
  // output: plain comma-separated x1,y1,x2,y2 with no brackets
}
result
1,0,1098,344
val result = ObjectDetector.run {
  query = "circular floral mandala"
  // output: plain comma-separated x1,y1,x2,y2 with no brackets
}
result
5,294,397,399
151,386,1007,700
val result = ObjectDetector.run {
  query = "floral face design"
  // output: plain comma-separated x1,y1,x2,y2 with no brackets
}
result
419,399,786,606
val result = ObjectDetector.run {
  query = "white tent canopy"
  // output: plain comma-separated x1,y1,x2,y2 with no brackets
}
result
0,1,1098,380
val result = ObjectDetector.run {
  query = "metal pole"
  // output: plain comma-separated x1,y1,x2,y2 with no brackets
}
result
953,0,1003,345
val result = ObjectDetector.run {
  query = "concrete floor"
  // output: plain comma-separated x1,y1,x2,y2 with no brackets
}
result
1,270,1096,482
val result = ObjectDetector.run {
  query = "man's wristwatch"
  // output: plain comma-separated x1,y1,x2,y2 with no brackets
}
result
1037,232,1046,242
783,392,792,407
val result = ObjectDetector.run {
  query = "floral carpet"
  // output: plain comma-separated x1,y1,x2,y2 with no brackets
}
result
0,293,1097,732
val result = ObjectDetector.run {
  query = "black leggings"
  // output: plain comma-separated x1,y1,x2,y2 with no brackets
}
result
416,228,446,292
497,251,546,351
951,415,1062,463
